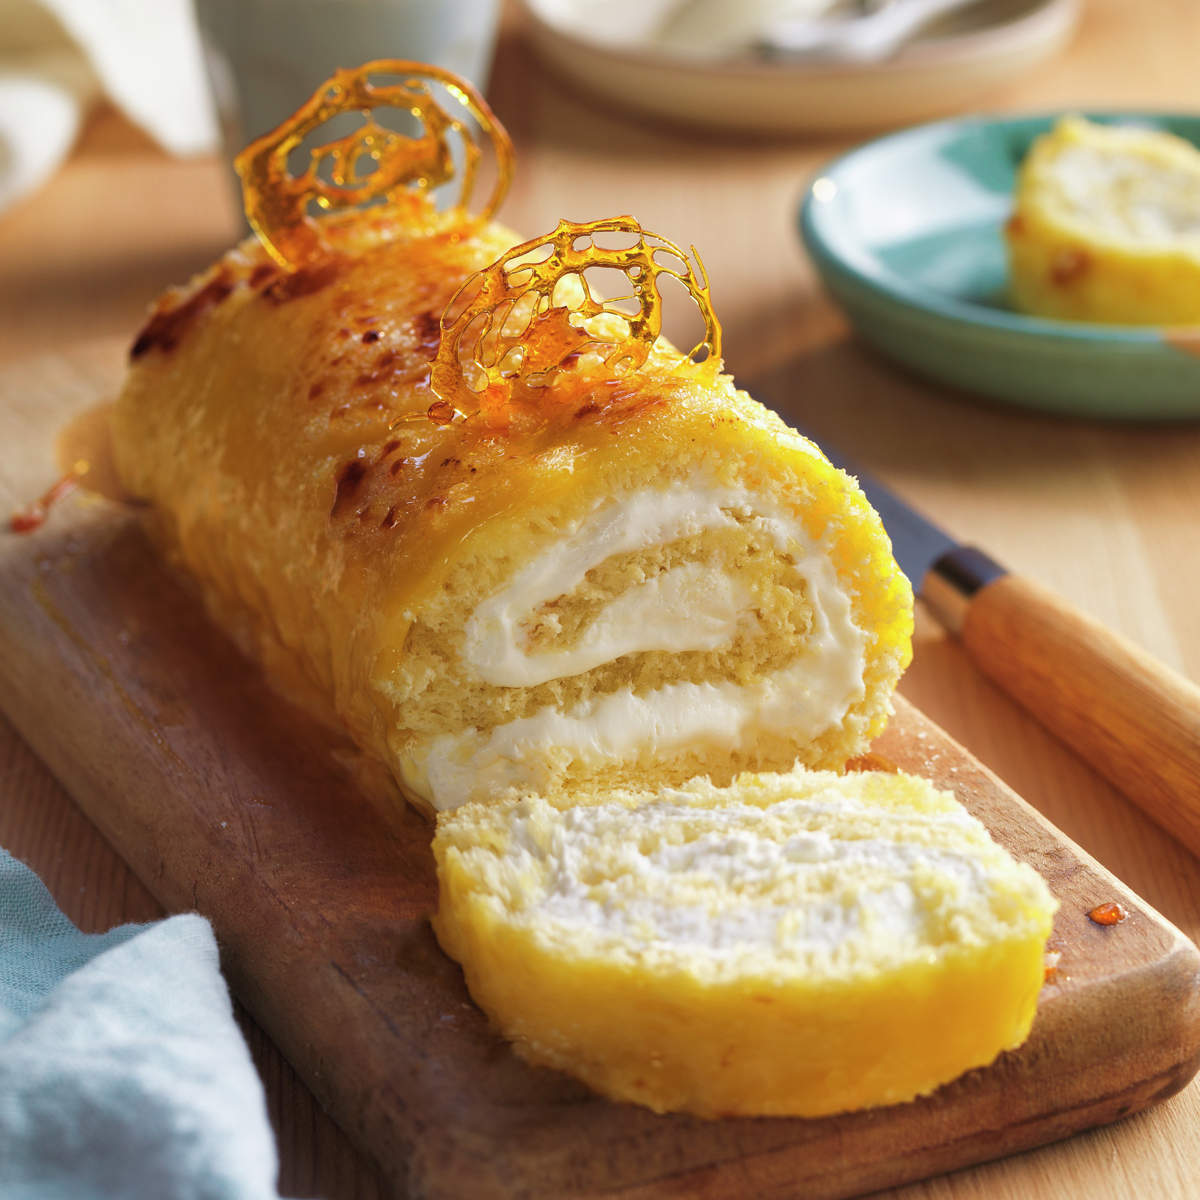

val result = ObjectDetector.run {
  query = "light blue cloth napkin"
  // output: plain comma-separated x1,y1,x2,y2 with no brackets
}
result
0,848,286,1200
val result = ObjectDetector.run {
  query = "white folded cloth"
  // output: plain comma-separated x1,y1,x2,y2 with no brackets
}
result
0,0,217,214
0,848,287,1200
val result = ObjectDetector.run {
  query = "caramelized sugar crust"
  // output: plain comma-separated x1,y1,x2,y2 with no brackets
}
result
114,202,912,813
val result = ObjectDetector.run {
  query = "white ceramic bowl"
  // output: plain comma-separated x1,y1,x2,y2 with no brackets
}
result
520,0,1080,135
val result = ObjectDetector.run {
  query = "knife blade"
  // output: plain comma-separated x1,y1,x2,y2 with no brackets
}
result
818,444,1006,624
822,439,1200,861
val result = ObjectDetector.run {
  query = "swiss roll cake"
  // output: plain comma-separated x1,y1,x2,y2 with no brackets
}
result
111,67,913,816
433,767,1058,1117
110,61,1055,1123
1007,115,1200,324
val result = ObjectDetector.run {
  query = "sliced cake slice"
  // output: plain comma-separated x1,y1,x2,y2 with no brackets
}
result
1007,115,1200,324
433,767,1058,1118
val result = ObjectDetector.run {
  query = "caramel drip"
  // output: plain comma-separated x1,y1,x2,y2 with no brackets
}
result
55,401,129,503
10,471,81,533
13,402,134,534
235,59,514,270
1087,901,1128,926
429,216,722,426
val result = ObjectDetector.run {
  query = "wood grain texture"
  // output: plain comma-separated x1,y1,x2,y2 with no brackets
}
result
962,574,1200,858
2,344,1199,1200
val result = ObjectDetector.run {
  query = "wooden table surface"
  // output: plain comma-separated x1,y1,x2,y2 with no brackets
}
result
2,1,1199,1196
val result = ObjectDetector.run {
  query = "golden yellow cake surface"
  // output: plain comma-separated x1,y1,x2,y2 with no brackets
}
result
113,199,912,813
1007,116,1200,325
433,768,1057,1118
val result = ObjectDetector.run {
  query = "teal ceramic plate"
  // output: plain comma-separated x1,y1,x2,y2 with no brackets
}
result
799,112,1200,419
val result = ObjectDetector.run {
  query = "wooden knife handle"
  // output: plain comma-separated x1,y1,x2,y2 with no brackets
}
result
961,572,1200,858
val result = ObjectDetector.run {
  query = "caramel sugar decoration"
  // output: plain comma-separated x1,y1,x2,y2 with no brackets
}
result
235,60,515,270
429,216,722,423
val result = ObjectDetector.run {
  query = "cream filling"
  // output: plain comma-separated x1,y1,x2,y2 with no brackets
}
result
514,794,994,965
464,486,757,688
408,482,868,811
1051,141,1200,243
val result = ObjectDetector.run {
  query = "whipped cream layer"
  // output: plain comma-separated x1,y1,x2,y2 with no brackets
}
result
497,790,1001,970
408,481,869,810
1051,140,1200,243
464,486,757,688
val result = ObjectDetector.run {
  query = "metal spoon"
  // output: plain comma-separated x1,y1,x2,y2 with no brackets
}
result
760,0,985,62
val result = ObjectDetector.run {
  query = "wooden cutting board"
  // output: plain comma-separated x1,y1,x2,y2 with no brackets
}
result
2,342,1199,1200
